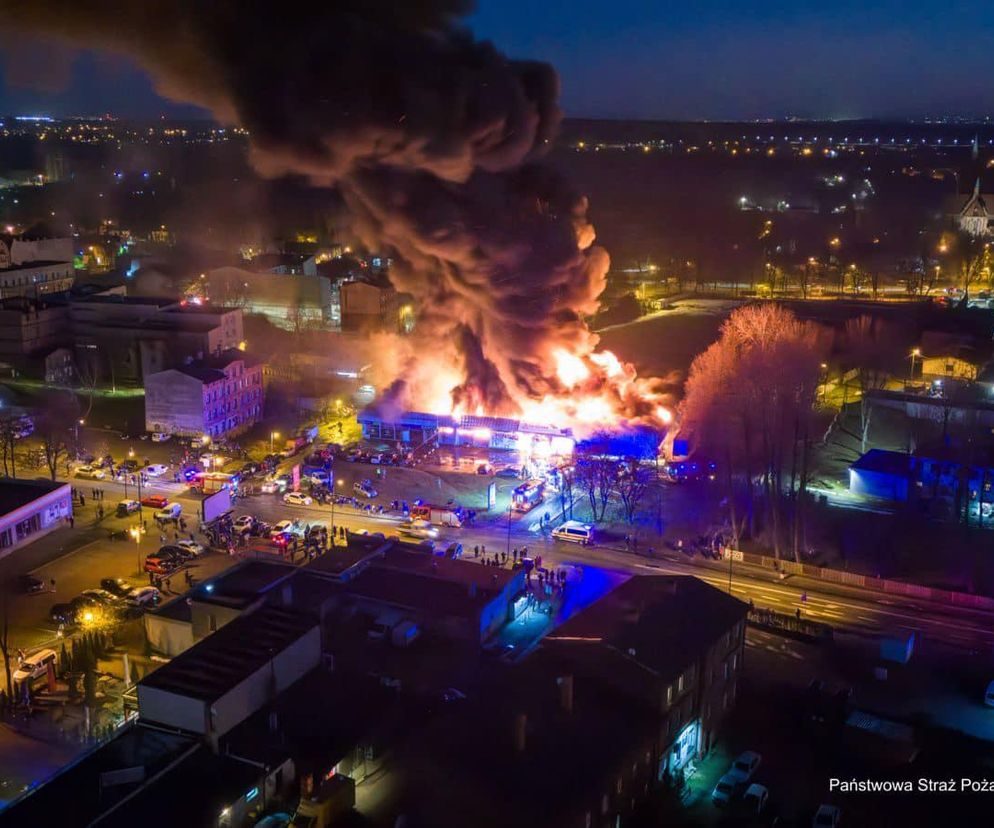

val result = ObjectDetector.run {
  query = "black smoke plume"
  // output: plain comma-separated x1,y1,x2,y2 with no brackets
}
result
1,1,641,420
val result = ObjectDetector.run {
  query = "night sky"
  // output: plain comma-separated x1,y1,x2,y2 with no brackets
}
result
2,0,994,121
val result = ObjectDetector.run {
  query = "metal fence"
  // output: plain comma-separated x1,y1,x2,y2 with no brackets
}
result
728,549,994,611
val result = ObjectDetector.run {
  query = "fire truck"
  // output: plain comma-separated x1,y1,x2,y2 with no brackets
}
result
511,479,545,512
410,503,463,528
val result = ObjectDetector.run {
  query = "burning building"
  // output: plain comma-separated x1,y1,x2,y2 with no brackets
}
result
357,409,575,457
2,2,672,438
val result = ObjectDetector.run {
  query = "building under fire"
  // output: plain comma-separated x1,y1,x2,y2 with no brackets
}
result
357,409,575,456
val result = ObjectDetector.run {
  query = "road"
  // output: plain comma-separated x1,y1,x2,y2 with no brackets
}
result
32,464,994,658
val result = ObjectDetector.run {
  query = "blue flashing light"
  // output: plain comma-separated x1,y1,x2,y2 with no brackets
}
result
245,787,259,803
204,583,214,594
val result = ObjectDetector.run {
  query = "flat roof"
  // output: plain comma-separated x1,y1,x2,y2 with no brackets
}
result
850,448,913,476
345,563,516,621
191,559,295,610
138,605,316,703
0,477,67,518
378,545,517,594
0,724,196,826
303,536,386,577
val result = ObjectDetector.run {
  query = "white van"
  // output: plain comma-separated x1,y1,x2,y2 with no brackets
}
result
552,520,594,545
154,502,182,522
13,649,57,684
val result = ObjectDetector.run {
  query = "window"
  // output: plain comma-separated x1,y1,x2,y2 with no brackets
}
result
723,662,729,680
666,684,673,705
677,674,684,693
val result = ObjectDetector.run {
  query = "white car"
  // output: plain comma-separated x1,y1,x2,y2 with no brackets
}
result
145,463,169,477
711,772,738,806
353,482,377,498
400,519,438,540
728,751,762,784
261,477,288,494
271,520,295,537
176,539,206,557
150,433,171,442
813,804,841,828
12,649,56,684
283,492,313,506
126,586,161,607
75,465,106,480
233,515,255,532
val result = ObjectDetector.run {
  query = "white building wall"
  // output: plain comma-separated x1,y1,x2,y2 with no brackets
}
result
136,684,208,733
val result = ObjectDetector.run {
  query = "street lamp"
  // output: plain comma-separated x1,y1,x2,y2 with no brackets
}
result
330,478,344,544
129,525,143,577
909,348,921,382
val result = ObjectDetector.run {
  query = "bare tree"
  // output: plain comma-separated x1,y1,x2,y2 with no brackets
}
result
0,414,18,478
0,579,13,703
574,455,619,521
842,316,899,453
37,392,79,481
617,459,653,524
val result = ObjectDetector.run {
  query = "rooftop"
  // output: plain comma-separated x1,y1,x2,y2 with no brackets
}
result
850,448,913,477
0,724,196,826
546,575,748,682
138,604,316,703
0,477,68,518
191,559,296,610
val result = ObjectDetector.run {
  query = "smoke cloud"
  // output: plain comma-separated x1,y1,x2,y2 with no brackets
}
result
1,0,667,428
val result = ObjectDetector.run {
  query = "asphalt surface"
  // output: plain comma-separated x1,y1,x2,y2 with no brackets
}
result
38,463,994,657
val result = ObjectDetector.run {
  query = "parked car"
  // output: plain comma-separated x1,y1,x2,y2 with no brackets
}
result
141,494,169,509
176,539,206,557
813,804,841,828
74,465,106,480
494,467,520,479
145,463,169,477
154,503,182,522
233,514,255,532
150,432,171,442
711,772,739,806
12,649,57,684
354,481,377,498
157,545,193,562
49,602,75,625
116,499,141,517
728,751,762,784
261,477,289,494
444,542,464,559
16,574,46,594
79,588,121,607
283,491,313,506
101,577,134,597
144,556,177,575
742,784,769,814
271,520,295,537
126,586,162,607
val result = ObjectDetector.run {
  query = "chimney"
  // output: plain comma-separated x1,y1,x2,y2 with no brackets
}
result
513,712,527,753
557,674,574,715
